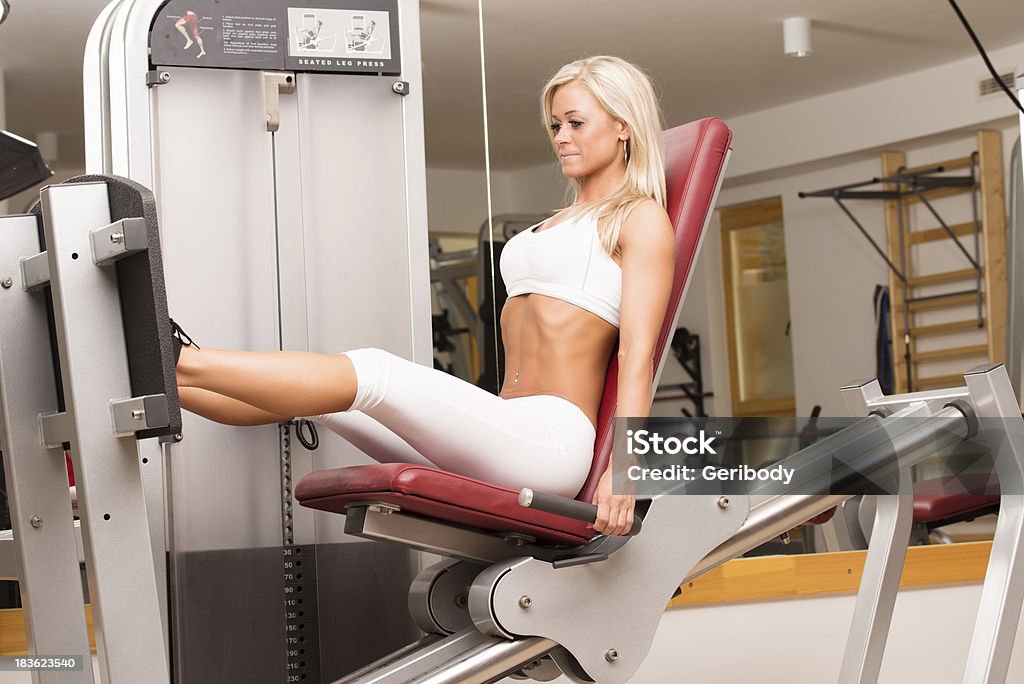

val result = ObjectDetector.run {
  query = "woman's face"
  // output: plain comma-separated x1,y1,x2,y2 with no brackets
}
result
549,80,626,180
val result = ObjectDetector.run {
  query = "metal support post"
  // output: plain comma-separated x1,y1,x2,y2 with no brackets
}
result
40,181,170,683
0,214,94,683
838,462,915,684
961,364,1024,683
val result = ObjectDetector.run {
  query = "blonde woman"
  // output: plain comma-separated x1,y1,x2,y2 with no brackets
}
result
174,56,674,537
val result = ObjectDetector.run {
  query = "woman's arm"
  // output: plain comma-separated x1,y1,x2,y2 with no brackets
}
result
592,200,675,536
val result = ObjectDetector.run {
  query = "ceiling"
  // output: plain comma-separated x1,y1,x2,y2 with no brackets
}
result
1,0,1022,170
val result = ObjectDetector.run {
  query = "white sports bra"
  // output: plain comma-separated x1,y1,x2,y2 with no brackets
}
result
500,211,622,327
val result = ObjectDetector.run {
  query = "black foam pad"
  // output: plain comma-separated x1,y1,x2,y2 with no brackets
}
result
59,174,181,439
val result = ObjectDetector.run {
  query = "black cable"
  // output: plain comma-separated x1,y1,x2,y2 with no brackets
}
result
946,0,1024,115
294,419,319,451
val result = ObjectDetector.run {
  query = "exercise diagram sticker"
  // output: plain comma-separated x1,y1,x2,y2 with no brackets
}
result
150,0,286,70
174,10,209,59
287,8,391,60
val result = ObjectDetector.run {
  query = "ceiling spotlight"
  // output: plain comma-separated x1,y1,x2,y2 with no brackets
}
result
783,17,812,58
0,1,9,26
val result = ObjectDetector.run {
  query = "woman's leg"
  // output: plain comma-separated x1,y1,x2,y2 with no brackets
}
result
308,411,438,468
340,348,594,497
179,387,292,426
179,385,438,466
177,346,593,496
176,346,358,418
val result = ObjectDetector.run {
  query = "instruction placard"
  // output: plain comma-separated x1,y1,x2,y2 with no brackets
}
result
150,0,401,74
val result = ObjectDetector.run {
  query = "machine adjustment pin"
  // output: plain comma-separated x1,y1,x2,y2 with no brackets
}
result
717,496,730,509
110,232,125,244
392,81,410,95
160,71,171,84
131,409,144,420
30,516,42,528
518,595,532,609
780,531,792,545
0,277,12,289
605,649,619,662
453,594,468,608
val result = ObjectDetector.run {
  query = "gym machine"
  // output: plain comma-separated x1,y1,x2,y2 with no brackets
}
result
1,0,435,680
294,119,1024,684
2,2,1024,682
5,172,1024,683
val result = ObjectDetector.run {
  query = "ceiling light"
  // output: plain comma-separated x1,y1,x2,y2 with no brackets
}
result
783,17,812,58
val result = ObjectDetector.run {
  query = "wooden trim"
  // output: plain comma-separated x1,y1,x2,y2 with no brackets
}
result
719,198,795,417
718,198,782,232
720,212,743,416
907,291,982,313
910,319,984,337
907,268,981,287
880,138,1006,393
913,373,966,390
912,344,988,363
907,222,978,246
882,151,909,393
0,605,95,656
669,541,992,608
904,185,973,205
902,156,974,175
978,130,1007,362
733,397,796,417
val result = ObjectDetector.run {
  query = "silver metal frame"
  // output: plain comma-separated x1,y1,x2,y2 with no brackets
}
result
77,2,434,681
326,366,1024,684
39,182,171,681
0,214,95,683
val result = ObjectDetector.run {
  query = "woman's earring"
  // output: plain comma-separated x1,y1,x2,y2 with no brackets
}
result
623,139,631,165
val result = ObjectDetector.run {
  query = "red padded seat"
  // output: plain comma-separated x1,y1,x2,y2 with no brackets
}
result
295,464,593,545
296,118,733,543
912,473,1000,523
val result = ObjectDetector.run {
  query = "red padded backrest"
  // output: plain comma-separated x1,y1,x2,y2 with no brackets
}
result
575,118,732,503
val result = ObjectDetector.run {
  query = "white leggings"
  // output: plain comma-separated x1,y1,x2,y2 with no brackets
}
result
307,348,596,499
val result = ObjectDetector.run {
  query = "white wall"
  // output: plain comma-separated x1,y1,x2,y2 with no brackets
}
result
704,120,1020,416
631,583,1024,683
669,39,1024,418
726,41,1024,181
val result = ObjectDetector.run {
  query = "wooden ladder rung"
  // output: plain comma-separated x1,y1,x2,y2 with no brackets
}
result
910,319,984,337
902,156,974,175
907,268,981,287
905,186,973,205
913,374,966,390
908,222,978,245
912,344,989,363
907,291,982,312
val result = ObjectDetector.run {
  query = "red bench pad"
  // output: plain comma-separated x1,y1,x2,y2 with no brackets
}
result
913,473,1000,523
295,463,594,546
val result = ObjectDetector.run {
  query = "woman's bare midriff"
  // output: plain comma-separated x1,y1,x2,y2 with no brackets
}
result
499,294,618,429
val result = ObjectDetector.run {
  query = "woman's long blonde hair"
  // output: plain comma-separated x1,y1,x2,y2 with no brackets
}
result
541,56,666,255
